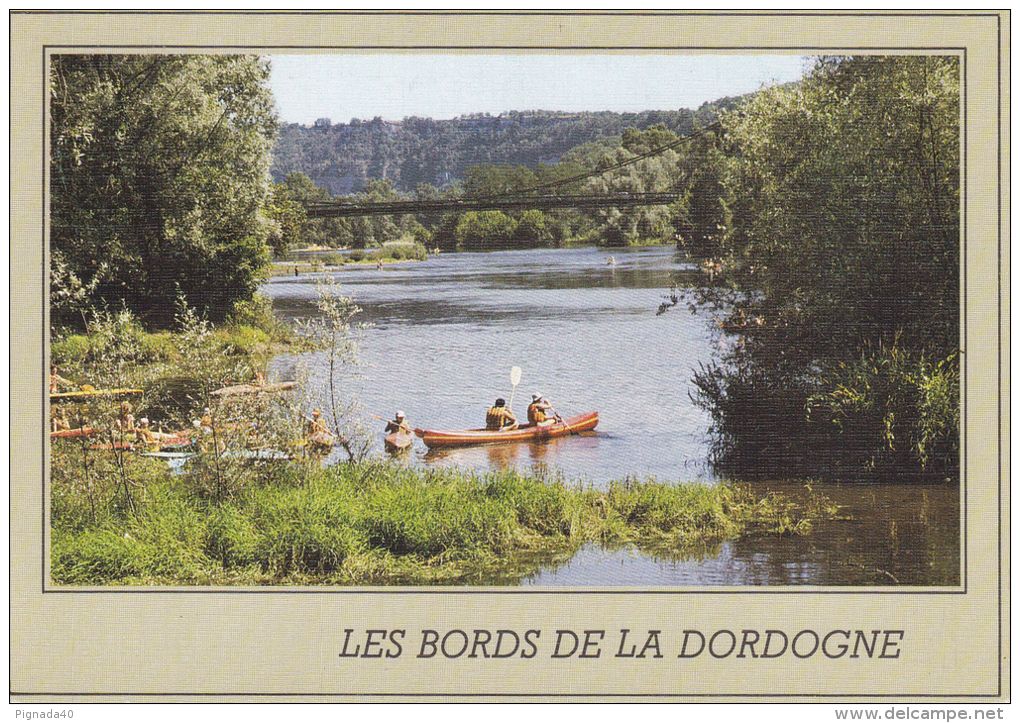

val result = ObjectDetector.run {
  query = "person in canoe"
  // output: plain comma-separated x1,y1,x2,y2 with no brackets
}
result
384,410,411,435
50,407,71,433
49,364,76,394
305,409,337,453
527,393,558,427
116,401,136,433
136,418,180,447
199,407,214,431
485,398,518,432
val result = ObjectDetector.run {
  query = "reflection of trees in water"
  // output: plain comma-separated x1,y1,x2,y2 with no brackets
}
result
724,484,960,586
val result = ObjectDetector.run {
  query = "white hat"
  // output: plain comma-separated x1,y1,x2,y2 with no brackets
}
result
532,393,543,401
396,410,405,418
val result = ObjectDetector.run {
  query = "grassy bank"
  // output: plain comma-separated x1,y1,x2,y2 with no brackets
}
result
272,240,430,275
50,460,839,586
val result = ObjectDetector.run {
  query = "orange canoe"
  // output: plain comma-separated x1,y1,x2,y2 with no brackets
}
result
414,411,598,449
50,426,97,439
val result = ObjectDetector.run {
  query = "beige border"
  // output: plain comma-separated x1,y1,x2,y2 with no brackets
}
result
10,11,1009,701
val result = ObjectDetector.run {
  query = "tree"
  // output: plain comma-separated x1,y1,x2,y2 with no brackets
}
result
683,56,960,479
513,209,551,244
586,126,680,246
50,55,278,326
265,182,308,256
454,210,518,249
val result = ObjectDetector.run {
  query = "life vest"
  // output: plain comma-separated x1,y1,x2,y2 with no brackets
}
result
486,406,513,431
527,402,547,425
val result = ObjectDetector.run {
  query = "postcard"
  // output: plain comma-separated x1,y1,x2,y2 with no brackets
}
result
10,10,1009,702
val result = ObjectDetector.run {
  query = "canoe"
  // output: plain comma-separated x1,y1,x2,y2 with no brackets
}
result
222,449,294,461
156,434,193,450
414,411,599,449
140,451,195,460
384,431,413,453
50,388,143,401
50,427,97,439
211,381,297,398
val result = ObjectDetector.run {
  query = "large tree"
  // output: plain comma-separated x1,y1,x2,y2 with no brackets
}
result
684,56,961,479
50,54,278,326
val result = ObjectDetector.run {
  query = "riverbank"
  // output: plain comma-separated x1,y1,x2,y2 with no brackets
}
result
50,460,839,586
270,238,677,277
269,256,424,277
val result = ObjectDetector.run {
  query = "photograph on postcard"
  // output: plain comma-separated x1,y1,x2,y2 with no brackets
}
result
46,51,961,588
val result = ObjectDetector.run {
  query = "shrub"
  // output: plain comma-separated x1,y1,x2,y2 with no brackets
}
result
138,332,179,362
228,294,285,337
806,342,960,478
213,325,269,356
51,334,90,366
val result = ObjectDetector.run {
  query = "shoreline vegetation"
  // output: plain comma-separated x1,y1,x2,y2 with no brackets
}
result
268,239,673,277
51,460,840,586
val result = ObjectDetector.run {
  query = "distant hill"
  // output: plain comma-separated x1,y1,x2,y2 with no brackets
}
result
270,103,733,194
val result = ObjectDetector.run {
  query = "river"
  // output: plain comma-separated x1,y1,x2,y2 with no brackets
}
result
261,246,960,587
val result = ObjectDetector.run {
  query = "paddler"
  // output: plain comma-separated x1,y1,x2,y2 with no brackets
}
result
50,407,71,433
485,398,518,431
137,417,177,445
116,401,136,433
49,364,75,394
306,409,336,452
527,393,557,427
136,418,156,446
384,410,411,435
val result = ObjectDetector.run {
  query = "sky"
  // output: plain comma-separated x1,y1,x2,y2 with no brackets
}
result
269,54,809,124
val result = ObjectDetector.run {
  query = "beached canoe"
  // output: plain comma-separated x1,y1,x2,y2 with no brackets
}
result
414,411,599,449
211,381,297,398
50,388,143,401
156,434,193,450
384,430,413,453
140,451,195,460
50,426,97,439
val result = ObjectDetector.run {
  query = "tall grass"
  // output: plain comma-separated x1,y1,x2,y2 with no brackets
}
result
50,460,837,586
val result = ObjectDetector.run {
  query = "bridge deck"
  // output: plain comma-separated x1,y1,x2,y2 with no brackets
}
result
303,192,677,218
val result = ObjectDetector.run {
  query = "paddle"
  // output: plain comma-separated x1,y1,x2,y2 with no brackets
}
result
547,404,578,436
507,366,523,412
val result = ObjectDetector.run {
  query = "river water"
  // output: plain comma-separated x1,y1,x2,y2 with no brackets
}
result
261,246,960,586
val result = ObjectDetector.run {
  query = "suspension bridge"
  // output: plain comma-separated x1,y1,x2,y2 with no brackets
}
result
303,192,679,218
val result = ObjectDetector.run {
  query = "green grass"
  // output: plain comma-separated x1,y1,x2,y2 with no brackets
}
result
49,459,839,586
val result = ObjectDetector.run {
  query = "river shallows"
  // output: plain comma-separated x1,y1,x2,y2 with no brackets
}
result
261,246,959,586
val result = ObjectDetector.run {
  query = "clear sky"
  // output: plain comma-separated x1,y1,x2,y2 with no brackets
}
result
269,54,809,124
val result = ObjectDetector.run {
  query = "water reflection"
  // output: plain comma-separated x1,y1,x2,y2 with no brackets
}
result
523,483,960,586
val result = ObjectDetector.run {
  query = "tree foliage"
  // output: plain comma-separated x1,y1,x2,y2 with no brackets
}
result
50,55,278,326
271,108,721,194
678,56,960,480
